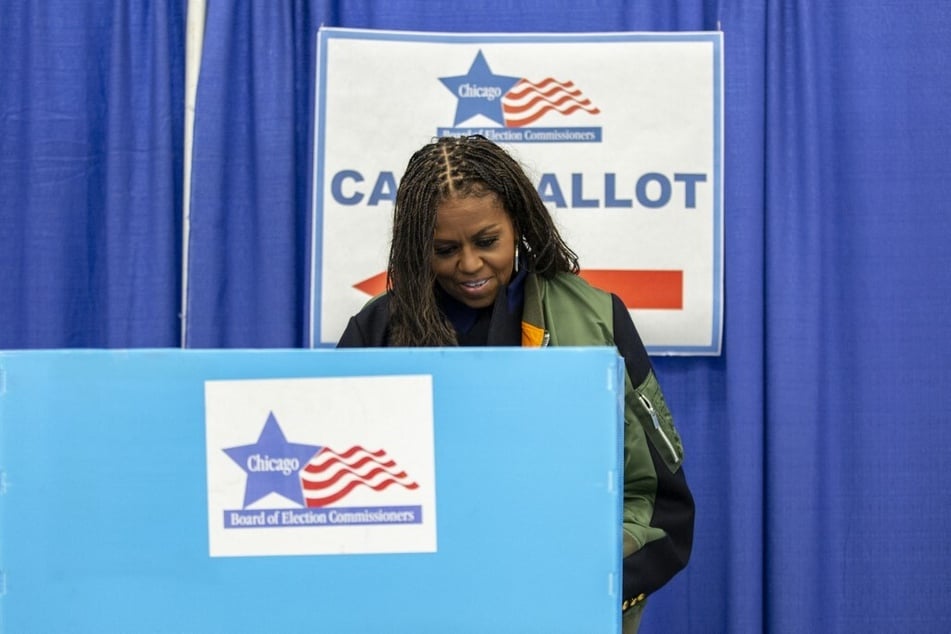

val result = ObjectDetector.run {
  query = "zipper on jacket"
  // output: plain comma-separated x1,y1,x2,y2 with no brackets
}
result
541,332,550,347
637,392,680,465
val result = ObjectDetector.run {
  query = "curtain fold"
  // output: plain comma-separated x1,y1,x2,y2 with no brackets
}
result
184,0,330,347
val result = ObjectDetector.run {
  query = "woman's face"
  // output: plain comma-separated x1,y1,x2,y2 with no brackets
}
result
431,193,517,309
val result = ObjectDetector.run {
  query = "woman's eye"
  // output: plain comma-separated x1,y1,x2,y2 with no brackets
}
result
475,237,498,248
434,245,456,257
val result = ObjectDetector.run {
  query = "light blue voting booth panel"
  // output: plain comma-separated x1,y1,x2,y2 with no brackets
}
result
0,348,623,633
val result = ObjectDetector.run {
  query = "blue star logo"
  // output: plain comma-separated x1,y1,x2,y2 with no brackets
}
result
223,412,321,508
439,50,522,126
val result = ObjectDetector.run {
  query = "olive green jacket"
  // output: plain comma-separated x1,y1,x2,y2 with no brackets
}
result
520,273,694,619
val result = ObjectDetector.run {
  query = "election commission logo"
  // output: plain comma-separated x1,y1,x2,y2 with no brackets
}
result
221,412,422,530
436,50,602,143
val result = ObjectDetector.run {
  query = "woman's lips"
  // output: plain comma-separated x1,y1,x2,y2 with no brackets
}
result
459,278,490,295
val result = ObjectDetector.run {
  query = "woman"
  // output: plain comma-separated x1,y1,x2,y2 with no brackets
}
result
338,135,694,632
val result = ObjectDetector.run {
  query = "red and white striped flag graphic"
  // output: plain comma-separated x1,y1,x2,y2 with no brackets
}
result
502,77,601,127
300,445,419,507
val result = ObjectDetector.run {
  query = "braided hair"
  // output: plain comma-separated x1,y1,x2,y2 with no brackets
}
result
387,135,579,346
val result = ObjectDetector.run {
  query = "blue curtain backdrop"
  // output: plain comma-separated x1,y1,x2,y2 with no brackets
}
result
0,1,184,347
2,1,951,632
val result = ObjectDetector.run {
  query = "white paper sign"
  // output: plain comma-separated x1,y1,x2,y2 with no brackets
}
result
311,28,723,354
205,375,436,557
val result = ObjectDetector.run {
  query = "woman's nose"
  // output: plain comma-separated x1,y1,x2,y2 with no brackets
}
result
458,246,482,273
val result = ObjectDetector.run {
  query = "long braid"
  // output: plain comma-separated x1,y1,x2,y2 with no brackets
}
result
388,135,579,347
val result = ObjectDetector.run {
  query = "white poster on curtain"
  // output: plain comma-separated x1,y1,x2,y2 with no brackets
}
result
310,28,723,355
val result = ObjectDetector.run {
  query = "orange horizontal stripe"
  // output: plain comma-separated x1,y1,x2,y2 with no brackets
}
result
579,269,683,309
354,269,683,310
